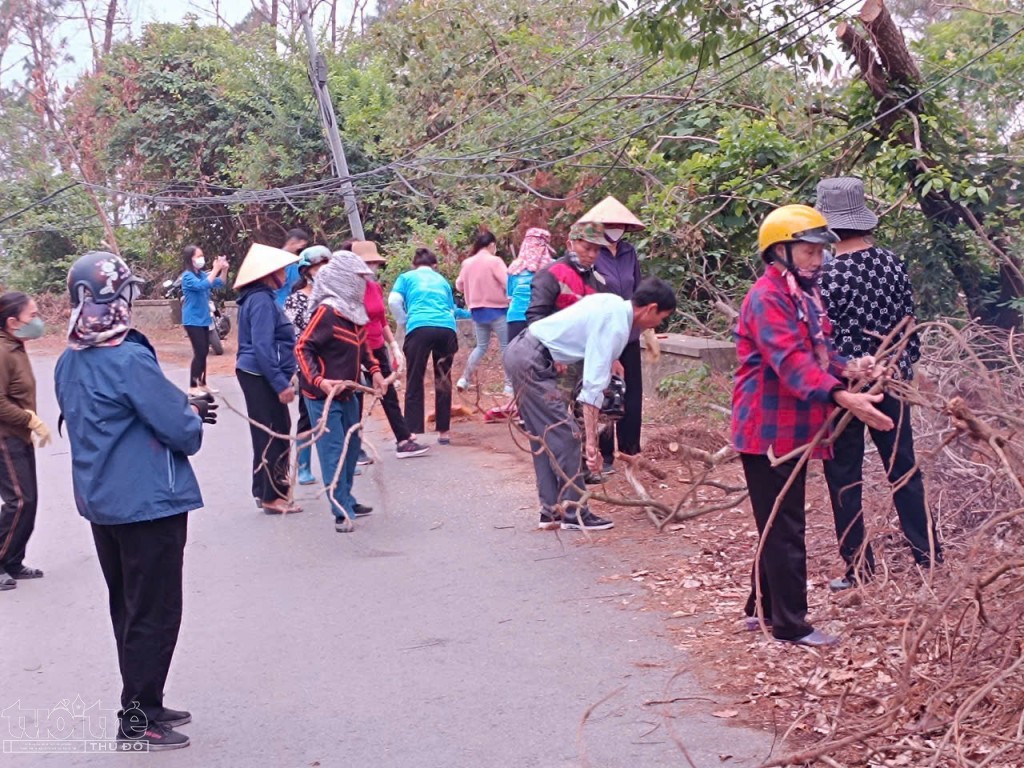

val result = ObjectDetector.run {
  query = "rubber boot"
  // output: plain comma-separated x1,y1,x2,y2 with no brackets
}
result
297,446,316,485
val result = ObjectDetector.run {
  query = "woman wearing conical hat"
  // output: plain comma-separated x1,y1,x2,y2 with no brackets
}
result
234,243,303,515
576,195,646,477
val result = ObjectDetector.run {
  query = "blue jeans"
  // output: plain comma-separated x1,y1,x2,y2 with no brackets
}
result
462,314,510,387
304,396,362,521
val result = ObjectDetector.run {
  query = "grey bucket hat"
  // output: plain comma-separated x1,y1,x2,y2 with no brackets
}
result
815,177,879,231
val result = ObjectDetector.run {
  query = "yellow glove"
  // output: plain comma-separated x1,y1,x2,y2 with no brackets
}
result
25,410,52,448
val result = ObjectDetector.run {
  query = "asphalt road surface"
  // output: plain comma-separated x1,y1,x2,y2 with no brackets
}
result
3,355,770,767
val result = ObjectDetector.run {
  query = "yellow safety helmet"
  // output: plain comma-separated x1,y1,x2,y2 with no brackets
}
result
758,205,837,261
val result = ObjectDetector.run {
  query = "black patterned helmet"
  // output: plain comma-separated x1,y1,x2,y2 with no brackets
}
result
573,374,627,425
67,251,143,308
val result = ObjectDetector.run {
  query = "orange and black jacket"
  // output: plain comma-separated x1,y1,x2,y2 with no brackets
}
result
296,304,381,401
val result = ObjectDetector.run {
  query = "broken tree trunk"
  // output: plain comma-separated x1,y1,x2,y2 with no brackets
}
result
860,0,922,85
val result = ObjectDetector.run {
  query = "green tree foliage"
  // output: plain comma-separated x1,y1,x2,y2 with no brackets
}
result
63,20,394,265
1,0,1021,325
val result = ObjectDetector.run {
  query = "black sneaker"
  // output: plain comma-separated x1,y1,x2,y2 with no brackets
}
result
153,707,191,728
601,461,616,476
353,503,373,518
335,517,355,533
561,512,614,531
396,439,430,459
357,450,372,466
583,471,605,485
537,511,560,530
117,722,190,751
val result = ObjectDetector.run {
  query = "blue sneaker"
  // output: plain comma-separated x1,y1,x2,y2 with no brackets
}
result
298,465,316,485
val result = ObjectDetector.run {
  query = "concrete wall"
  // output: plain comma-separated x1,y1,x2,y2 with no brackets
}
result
131,300,238,331
639,333,736,394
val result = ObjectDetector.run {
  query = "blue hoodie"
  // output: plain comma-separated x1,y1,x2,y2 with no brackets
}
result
236,283,297,393
54,330,204,526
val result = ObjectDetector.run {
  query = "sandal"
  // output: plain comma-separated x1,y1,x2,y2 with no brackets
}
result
0,572,15,590
262,501,304,515
9,566,43,579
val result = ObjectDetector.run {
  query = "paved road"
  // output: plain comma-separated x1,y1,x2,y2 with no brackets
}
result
3,356,770,767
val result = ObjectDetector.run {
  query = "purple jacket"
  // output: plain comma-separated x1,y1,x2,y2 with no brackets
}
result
595,240,641,300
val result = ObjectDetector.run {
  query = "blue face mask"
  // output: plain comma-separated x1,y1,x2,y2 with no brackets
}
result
13,317,45,340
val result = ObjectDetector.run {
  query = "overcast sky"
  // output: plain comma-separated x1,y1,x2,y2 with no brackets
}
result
39,0,370,83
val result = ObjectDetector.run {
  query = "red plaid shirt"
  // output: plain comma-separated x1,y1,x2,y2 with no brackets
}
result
731,266,846,459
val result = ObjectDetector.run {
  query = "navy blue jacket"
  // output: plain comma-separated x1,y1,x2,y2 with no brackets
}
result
595,240,641,300
235,283,297,393
54,330,204,526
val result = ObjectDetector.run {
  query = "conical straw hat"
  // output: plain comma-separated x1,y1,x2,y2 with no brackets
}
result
577,195,645,232
233,243,300,289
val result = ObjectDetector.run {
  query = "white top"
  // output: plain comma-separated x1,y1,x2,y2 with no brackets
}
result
529,293,634,407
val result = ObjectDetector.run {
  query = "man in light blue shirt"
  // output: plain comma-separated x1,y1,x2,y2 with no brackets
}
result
505,277,676,531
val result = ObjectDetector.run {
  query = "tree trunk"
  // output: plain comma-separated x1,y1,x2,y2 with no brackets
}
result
102,0,117,56
77,0,99,68
330,0,337,49
836,22,887,100
860,0,922,84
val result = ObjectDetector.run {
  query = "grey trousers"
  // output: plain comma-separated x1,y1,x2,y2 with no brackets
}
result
504,332,587,516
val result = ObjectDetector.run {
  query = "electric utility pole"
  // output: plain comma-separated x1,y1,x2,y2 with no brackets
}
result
298,0,365,240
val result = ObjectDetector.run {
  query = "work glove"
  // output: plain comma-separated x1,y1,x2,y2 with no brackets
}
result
389,340,406,376
25,410,51,448
188,396,219,425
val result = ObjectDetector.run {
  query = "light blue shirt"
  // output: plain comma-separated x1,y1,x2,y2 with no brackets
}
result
275,263,301,307
506,271,534,323
388,267,465,334
529,293,634,407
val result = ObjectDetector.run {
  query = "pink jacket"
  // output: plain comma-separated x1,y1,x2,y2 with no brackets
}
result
456,250,509,309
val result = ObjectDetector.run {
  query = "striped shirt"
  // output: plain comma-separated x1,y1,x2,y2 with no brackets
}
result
295,305,380,401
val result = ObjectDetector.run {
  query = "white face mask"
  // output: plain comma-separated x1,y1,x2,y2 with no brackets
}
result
193,256,206,270
604,227,625,243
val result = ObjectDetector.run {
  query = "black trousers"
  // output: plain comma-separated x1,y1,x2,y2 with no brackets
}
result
824,394,940,580
741,453,813,641
184,325,210,388
236,370,292,502
403,327,458,435
297,393,311,437
506,320,528,344
599,339,643,461
91,512,188,721
371,346,412,444
0,437,37,574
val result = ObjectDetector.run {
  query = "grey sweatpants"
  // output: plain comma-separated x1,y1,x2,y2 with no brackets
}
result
503,332,588,517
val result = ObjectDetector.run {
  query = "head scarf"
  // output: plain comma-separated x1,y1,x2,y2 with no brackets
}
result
310,251,371,325
508,228,554,276
67,293,135,350
772,262,830,370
